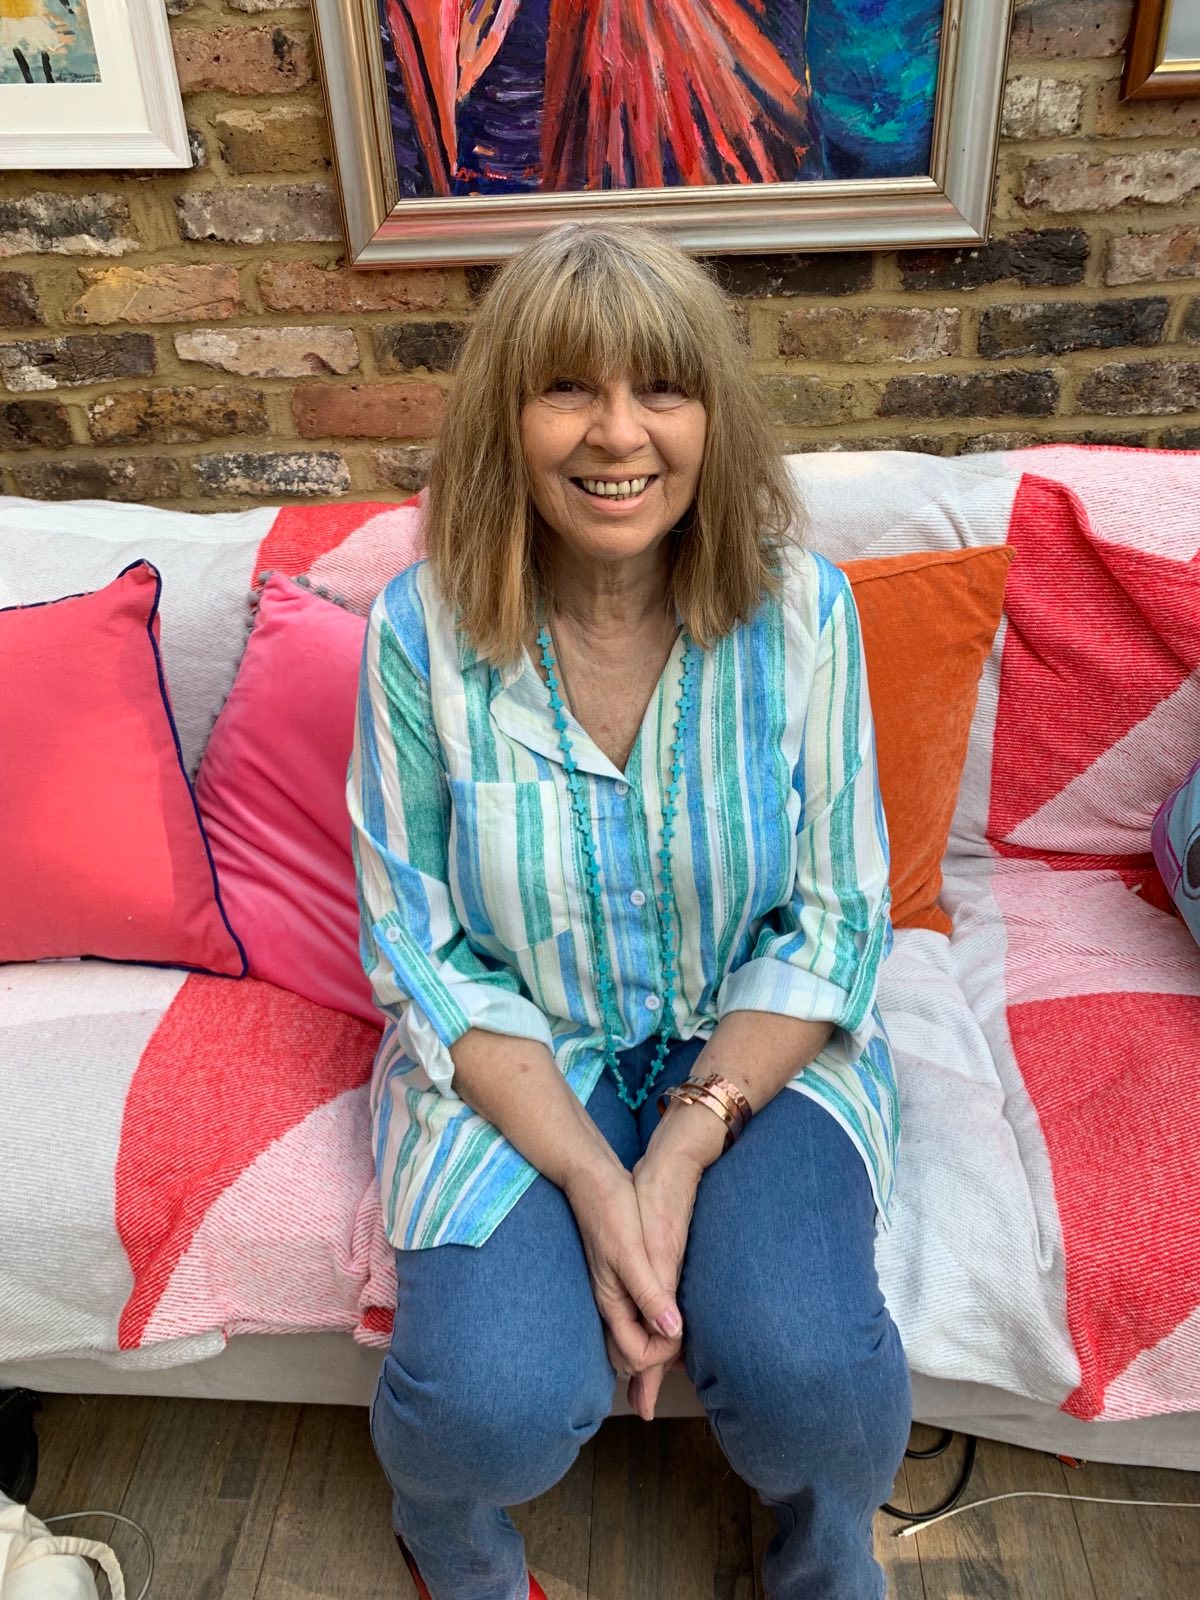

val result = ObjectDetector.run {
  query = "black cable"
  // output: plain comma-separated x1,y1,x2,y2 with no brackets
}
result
881,1431,978,1523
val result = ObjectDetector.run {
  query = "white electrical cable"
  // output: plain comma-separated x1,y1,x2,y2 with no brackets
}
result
894,1489,1200,1538
41,1509,154,1600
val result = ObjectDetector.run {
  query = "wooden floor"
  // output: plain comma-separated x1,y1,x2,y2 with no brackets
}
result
27,1393,1200,1599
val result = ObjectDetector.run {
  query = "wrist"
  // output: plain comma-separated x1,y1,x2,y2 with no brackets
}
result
655,1097,728,1172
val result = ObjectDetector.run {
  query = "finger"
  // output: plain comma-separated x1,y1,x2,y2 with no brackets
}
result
620,1244,683,1339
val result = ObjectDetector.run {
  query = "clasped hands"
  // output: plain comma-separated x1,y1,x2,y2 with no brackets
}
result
568,1108,721,1422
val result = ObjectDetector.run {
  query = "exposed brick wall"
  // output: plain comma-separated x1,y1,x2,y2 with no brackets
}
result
3,0,1200,508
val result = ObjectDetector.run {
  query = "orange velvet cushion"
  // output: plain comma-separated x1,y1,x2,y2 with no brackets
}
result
840,545,1015,934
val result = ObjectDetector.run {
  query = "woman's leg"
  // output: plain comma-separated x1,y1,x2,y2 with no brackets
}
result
370,1067,643,1600
640,1068,910,1600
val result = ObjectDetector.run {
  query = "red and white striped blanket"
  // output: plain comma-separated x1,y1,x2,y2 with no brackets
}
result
1,447,1197,1423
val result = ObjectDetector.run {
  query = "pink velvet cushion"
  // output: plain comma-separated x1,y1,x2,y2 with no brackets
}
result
195,573,378,1024
0,559,246,975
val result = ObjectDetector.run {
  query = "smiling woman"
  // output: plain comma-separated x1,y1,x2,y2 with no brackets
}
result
350,219,909,1600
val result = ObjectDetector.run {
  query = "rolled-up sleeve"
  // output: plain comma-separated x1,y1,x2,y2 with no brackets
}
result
347,580,554,1096
716,567,892,1057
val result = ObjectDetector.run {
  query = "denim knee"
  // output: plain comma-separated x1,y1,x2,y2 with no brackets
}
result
686,1307,911,1503
371,1339,614,1507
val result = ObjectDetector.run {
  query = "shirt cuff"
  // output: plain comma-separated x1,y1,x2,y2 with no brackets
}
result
391,980,556,1097
716,943,883,1060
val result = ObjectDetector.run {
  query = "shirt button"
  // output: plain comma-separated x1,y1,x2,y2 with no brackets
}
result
615,781,629,797
630,889,647,907
386,927,402,943
645,994,661,1011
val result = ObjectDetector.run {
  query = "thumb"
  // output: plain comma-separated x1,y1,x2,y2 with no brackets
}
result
624,1248,682,1338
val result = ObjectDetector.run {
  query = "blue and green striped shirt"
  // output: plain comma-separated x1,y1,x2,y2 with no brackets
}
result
348,546,897,1250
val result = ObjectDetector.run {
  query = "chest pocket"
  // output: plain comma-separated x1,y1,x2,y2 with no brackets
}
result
448,778,575,952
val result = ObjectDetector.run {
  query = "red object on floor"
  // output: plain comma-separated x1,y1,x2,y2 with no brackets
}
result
395,1533,546,1599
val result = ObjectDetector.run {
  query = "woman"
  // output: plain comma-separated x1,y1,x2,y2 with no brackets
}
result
348,220,910,1600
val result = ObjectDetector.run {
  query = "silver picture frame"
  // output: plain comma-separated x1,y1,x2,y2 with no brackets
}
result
311,0,1015,266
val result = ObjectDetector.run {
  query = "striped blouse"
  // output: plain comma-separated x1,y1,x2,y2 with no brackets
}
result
347,545,898,1251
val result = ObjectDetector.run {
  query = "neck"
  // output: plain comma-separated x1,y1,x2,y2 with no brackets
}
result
546,540,673,643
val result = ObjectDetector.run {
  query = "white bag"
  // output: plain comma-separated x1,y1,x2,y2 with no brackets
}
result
0,1494,123,1599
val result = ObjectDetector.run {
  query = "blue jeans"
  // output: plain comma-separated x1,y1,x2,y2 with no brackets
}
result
369,1036,911,1600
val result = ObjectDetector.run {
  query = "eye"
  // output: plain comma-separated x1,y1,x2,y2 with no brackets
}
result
640,378,688,405
547,377,587,395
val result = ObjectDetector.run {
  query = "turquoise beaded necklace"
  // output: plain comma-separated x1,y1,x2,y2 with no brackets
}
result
536,616,698,1112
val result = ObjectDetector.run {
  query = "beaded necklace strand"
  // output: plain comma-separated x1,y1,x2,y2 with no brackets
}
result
536,618,698,1112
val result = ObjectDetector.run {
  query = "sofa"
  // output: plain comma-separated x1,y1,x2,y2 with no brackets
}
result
2,445,1198,1472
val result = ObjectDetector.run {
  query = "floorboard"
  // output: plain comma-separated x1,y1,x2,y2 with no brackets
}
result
589,1415,755,1600
22,1396,1200,1599
1064,1457,1200,1600
905,1436,1096,1600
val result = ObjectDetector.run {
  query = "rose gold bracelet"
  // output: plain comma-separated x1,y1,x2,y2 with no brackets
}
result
656,1073,753,1152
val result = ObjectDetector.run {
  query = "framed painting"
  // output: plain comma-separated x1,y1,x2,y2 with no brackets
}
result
0,0,190,169
311,0,1016,266
1122,0,1200,99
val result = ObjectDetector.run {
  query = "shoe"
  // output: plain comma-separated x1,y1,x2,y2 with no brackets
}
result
394,1532,548,1599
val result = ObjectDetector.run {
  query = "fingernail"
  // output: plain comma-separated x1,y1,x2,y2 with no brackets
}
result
657,1309,681,1336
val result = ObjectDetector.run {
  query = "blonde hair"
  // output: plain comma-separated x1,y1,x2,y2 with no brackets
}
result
425,220,801,662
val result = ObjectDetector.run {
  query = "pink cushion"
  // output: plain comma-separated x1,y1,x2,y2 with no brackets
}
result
194,573,378,1024
0,560,246,975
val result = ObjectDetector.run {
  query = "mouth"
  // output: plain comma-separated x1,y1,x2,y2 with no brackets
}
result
569,473,658,509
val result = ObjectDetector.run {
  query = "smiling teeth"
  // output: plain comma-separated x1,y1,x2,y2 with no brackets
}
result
581,476,650,498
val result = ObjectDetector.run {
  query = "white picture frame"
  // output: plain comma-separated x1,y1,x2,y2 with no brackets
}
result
311,0,1015,268
0,0,191,170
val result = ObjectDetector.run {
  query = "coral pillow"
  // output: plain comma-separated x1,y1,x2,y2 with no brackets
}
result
842,545,1015,934
1152,756,1200,948
194,574,375,1023
0,560,246,975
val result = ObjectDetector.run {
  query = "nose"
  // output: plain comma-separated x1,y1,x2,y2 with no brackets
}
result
585,380,649,458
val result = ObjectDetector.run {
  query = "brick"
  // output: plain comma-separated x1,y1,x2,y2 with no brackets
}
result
175,325,359,378
1020,151,1200,213
374,321,466,373
372,445,433,493
293,383,445,439
1001,76,1084,139
1106,228,1200,286
12,456,181,501
193,450,350,497
1074,430,1155,447
213,106,330,175
67,263,240,325
172,26,311,94
0,399,72,451
86,385,268,446
777,306,959,363
791,435,949,456
0,272,41,326
1010,1,1132,58
703,252,874,298
1162,427,1200,450
1,333,155,394
758,375,856,426
176,184,340,245
1183,300,1200,343
0,192,136,259
166,0,199,11
956,430,1050,453
978,298,1168,358
187,128,209,168
879,371,1059,419
898,228,1087,290
227,0,300,9
1092,79,1200,139
1078,360,1200,415
259,260,450,314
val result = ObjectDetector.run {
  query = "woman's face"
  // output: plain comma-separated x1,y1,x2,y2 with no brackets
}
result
519,372,707,568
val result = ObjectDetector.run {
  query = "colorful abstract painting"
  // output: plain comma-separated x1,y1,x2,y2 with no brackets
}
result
0,0,100,86
376,0,943,199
